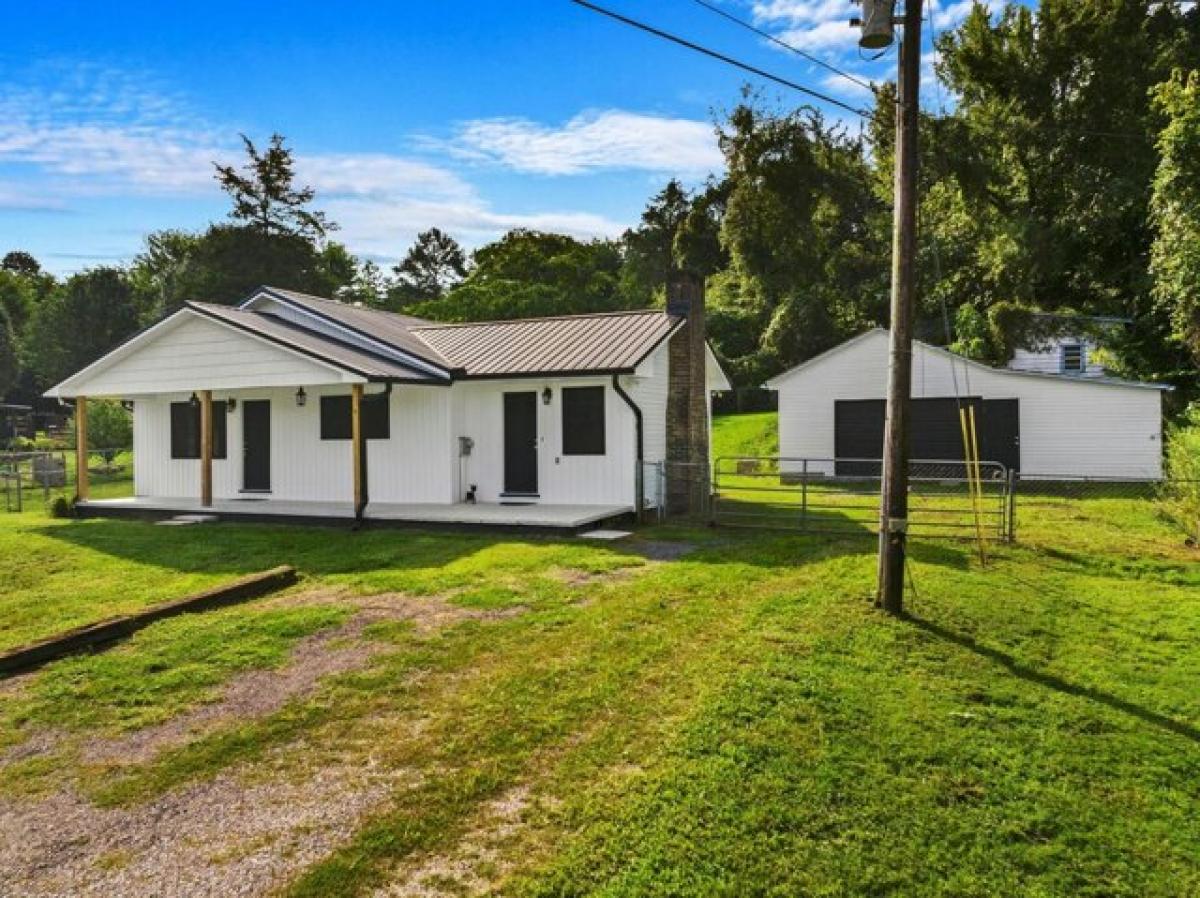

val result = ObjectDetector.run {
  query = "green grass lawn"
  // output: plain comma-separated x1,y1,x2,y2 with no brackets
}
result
711,410,778,461
1,439,1198,895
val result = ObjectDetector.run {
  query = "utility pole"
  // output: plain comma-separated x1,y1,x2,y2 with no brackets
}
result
854,0,922,613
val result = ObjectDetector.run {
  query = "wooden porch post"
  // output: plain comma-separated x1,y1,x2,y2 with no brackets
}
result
200,389,213,507
74,396,89,502
351,384,365,520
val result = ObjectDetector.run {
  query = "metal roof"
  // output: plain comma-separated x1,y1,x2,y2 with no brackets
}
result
188,302,442,382
252,287,454,371
765,327,1172,391
411,310,681,378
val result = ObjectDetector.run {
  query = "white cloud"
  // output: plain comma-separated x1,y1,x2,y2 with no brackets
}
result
444,110,722,176
327,197,625,260
0,64,648,268
930,0,976,29
752,0,850,27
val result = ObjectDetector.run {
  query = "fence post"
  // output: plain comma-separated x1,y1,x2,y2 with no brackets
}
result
657,461,665,524
707,460,716,526
1007,470,1017,542
800,459,809,531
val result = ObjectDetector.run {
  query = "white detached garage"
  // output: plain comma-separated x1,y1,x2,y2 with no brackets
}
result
765,328,1168,479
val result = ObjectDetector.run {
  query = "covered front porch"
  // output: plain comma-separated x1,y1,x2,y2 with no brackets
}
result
74,495,634,532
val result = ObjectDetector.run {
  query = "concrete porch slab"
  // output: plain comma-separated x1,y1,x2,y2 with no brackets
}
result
76,496,633,533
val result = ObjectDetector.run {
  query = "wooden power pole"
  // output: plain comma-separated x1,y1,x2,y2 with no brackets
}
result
860,0,922,613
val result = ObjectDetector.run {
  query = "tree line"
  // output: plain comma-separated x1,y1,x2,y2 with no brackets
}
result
1,0,1197,415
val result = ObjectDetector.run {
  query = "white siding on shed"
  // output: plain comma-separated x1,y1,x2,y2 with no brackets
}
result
769,329,1164,479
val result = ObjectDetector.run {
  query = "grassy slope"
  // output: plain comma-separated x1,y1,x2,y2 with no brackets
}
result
0,489,1198,895
711,411,778,460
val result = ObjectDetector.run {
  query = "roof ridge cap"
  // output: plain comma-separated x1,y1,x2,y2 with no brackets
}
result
412,308,670,330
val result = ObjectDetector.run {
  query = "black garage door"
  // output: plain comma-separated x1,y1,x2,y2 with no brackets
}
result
834,397,1020,476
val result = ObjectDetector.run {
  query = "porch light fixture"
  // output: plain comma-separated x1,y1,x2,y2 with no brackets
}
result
226,397,237,413
541,387,552,406
188,392,199,408
295,387,307,408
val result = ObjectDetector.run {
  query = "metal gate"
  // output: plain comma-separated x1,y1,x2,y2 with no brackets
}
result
710,456,1014,539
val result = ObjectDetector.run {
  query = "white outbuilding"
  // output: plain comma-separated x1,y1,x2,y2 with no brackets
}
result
764,328,1169,479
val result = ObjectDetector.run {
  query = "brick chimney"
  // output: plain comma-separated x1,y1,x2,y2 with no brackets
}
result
665,271,710,515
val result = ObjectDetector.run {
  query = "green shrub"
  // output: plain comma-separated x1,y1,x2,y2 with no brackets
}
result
1159,405,1200,543
46,494,73,519
87,400,132,451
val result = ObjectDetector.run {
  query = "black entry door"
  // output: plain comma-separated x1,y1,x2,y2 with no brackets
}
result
503,391,538,495
242,400,271,491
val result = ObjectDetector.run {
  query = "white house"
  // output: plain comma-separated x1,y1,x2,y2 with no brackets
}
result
765,328,1168,480
1005,314,1129,379
48,284,729,529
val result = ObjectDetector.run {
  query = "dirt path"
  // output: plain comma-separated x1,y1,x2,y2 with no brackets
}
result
0,589,526,897
0,755,412,898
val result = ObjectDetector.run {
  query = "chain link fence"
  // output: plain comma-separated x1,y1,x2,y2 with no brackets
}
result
639,456,1198,546
1010,473,1200,544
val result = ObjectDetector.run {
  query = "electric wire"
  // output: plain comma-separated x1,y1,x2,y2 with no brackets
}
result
687,0,876,92
569,0,872,117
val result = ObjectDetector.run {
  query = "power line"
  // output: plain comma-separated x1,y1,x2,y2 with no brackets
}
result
687,0,876,93
569,0,872,118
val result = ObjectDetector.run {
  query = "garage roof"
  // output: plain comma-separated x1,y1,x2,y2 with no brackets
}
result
765,328,1172,392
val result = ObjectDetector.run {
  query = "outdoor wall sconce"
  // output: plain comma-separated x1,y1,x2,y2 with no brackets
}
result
226,397,237,413
541,387,552,406
189,392,199,408
295,387,307,408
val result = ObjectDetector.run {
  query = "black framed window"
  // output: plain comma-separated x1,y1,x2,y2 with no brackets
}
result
170,401,227,459
562,386,606,455
320,394,390,440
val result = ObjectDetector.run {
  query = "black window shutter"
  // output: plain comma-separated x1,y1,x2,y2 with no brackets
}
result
212,402,227,459
364,394,390,439
321,393,389,440
170,402,197,459
562,386,606,455
171,401,227,459
320,396,352,440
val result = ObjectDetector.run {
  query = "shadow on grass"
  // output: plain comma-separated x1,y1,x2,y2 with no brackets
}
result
904,612,1200,745
33,518,545,578
33,513,971,587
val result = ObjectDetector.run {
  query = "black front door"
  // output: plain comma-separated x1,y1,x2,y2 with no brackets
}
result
503,391,538,495
242,400,271,491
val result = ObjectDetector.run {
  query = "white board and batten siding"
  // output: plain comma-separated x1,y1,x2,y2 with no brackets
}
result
768,329,1165,480
134,385,456,503
132,342,676,508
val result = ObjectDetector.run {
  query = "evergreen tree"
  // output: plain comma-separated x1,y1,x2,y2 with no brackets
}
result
214,133,334,240
389,228,468,306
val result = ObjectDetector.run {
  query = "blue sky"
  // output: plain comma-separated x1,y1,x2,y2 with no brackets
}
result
3,0,976,276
